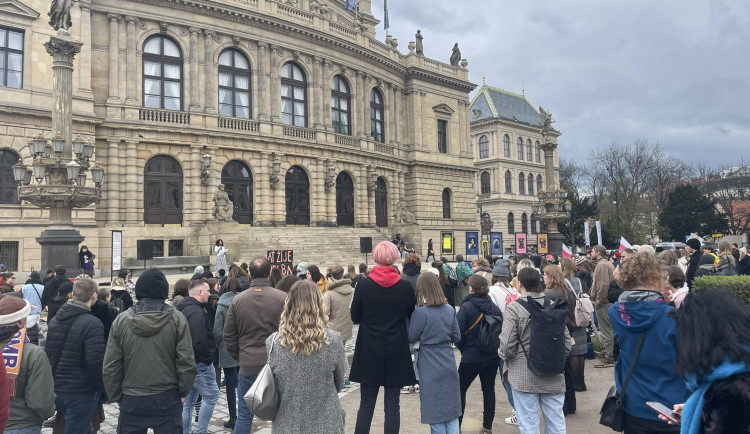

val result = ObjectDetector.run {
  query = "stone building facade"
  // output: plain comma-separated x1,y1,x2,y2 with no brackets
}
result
469,84,561,255
0,0,477,273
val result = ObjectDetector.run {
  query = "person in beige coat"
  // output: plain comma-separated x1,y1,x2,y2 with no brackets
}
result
322,265,354,389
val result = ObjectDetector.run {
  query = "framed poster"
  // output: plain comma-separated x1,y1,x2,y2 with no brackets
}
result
515,233,528,254
111,230,122,278
538,234,549,254
490,232,503,255
440,231,454,255
466,231,479,255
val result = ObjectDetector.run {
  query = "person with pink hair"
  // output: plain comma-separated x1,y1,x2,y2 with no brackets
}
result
350,241,417,433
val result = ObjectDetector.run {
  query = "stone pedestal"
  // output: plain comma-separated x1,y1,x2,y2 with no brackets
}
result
36,229,85,278
548,231,566,257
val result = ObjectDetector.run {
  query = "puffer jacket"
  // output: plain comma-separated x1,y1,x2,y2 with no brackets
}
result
40,275,68,309
103,299,196,401
322,279,354,341
176,297,216,365
45,300,106,394
213,292,239,369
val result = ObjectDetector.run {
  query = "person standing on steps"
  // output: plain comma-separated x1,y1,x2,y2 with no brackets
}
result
78,245,96,278
214,239,228,276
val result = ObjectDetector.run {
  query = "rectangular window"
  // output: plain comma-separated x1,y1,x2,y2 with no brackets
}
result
437,120,447,153
0,241,19,271
152,240,164,258
168,240,184,257
0,27,24,89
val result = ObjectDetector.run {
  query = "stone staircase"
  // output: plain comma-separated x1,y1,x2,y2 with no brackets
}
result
234,227,393,268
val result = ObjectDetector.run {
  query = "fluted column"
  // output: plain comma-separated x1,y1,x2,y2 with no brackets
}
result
107,14,120,102
388,84,397,144
393,86,401,144
274,156,286,225
323,60,332,129
123,17,139,104
188,28,200,111
354,71,364,136
106,140,120,223
257,42,269,121
78,2,92,94
458,100,467,154
368,168,377,227
204,30,216,113
312,56,323,128
124,140,138,225
269,45,280,122
256,153,269,225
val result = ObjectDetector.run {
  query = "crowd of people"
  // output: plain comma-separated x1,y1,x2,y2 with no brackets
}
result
0,237,749,433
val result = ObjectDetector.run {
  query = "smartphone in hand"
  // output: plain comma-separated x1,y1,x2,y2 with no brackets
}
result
646,401,680,424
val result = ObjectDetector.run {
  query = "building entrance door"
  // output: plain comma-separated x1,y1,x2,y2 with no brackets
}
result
336,172,354,226
375,177,388,228
285,166,310,225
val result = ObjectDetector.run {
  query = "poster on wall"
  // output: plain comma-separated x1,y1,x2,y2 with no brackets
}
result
466,232,479,256
440,231,454,255
490,232,503,255
538,234,549,254
515,233,528,254
111,230,122,278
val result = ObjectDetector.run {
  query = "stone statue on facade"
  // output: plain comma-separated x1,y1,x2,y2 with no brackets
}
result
415,30,424,55
394,198,417,225
540,109,554,139
480,212,494,235
450,43,461,66
212,184,234,222
49,0,74,31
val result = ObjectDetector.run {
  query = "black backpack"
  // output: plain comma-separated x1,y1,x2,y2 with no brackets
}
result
111,291,125,312
517,296,568,376
477,311,504,354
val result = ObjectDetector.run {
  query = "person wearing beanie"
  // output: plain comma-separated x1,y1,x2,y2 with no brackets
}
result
685,238,703,289
1,296,55,433
40,265,68,310
350,241,417,433
454,261,475,307
296,262,308,280
45,278,106,433
103,268,197,433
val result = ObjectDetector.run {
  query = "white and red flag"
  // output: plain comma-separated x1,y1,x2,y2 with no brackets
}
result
619,237,632,252
562,243,572,258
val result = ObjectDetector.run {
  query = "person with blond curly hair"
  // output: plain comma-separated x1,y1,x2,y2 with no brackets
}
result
266,280,347,433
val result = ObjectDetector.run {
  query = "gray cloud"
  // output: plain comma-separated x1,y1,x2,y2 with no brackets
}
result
370,0,750,167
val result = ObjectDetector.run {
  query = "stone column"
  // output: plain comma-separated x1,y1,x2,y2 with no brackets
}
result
124,140,138,225
273,155,285,225
107,14,120,102
188,28,201,111
269,45,281,122
459,100,468,154
368,168,377,227
204,30,216,113
353,71,363,136
393,85,401,144
256,153,269,225
45,35,82,156
256,41,268,121
312,56,323,128
323,60,332,129
123,17,139,105
398,171,406,211
78,2,92,94
106,139,121,224
387,84,397,144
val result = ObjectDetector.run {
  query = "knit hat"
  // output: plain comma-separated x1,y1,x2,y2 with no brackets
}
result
699,254,715,266
237,276,251,290
686,238,701,251
0,296,30,325
455,262,474,283
427,268,439,276
575,257,588,266
492,259,511,279
58,281,73,297
296,262,308,273
135,268,169,300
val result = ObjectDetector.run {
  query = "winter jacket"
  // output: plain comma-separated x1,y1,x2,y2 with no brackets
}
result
78,250,95,270
40,275,68,309
322,279,354,341
474,266,493,286
223,278,286,376
456,294,502,364
739,255,750,276
590,258,614,308
351,273,367,288
608,293,689,422
399,264,421,294
45,300,106,395
686,251,703,289
176,296,216,365
110,288,134,312
1,334,56,431
213,292,240,369
90,300,119,340
716,254,737,274
606,278,624,305
103,299,196,401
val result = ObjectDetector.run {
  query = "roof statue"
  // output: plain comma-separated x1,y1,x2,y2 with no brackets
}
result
450,43,461,66
541,109,554,140
49,0,74,31
415,30,423,55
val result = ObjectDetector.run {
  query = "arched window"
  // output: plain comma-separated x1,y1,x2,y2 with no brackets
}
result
221,160,253,224
479,135,489,159
331,75,351,135
522,213,528,234
528,173,534,196
0,149,20,203
537,175,543,194
370,88,384,143
519,172,525,195
508,212,515,234
442,188,452,218
517,137,524,160
144,155,183,225
218,48,251,119
531,214,537,234
535,141,541,162
526,139,532,161
143,35,183,110
281,62,307,127
503,134,510,157
505,170,512,194
480,171,491,195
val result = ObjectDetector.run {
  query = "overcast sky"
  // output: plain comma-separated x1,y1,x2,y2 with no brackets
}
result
369,0,749,168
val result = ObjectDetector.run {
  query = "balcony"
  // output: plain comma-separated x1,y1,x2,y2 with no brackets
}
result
218,117,260,132
334,134,360,148
282,125,316,141
139,108,190,125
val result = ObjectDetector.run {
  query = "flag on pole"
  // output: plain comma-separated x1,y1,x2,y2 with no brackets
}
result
584,221,591,247
619,237,632,252
383,0,390,32
344,0,357,11
595,221,603,245
562,243,572,259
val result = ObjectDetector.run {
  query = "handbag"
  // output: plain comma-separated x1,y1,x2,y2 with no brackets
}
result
599,333,646,431
567,279,594,327
244,332,280,421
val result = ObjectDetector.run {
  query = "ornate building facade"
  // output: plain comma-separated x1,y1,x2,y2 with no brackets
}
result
469,84,561,255
0,0,477,273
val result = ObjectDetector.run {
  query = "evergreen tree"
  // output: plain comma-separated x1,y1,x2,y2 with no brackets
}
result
658,184,729,240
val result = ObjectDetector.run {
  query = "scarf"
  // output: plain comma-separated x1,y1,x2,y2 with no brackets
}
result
3,327,29,397
369,266,401,288
681,356,750,434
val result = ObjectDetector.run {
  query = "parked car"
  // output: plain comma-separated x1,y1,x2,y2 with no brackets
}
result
655,242,687,252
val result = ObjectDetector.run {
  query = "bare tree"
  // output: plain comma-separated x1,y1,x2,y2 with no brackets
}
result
700,166,750,235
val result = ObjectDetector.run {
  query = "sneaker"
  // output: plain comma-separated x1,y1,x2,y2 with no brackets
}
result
400,386,411,394
345,379,351,389
595,359,615,368
413,384,420,393
481,429,493,434
223,418,236,429
505,411,518,425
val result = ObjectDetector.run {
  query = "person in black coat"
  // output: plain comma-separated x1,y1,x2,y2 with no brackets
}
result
46,281,73,322
350,241,417,434
45,278,106,432
685,238,703,289
91,287,119,340
41,266,69,310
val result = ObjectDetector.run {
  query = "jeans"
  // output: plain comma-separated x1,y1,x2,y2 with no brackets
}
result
498,358,515,409
234,374,258,434
458,357,499,429
511,388,566,434
182,363,220,434
224,367,239,420
119,390,183,433
596,303,614,360
354,385,400,434
55,391,100,434
430,418,459,434
5,426,42,434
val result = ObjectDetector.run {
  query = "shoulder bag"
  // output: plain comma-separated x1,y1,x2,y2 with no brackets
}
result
599,332,646,431
567,279,594,327
244,332,280,421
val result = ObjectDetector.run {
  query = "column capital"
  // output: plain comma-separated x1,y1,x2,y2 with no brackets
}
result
79,1,92,12
125,16,139,24
257,40,268,50
313,55,323,63
269,44,280,53
204,29,216,38
107,13,121,21
189,27,201,35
